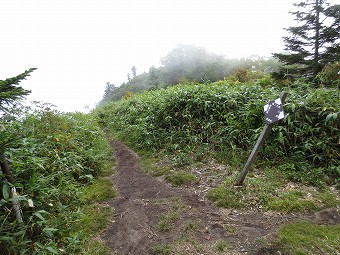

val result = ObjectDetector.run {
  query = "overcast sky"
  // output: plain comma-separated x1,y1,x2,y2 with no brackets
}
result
1,0,300,112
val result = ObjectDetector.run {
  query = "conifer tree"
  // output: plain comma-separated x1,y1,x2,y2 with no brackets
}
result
0,68,36,112
131,66,137,78
273,0,339,79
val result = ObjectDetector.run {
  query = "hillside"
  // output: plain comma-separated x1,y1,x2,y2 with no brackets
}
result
98,45,282,105
96,80,339,184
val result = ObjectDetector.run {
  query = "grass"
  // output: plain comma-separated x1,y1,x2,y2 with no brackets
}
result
207,184,246,209
158,210,180,232
223,224,237,233
98,158,115,177
82,178,116,203
81,239,112,255
141,153,199,187
165,171,198,187
150,244,172,255
158,198,185,232
140,156,172,177
96,82,339,187
215,240,229,252
268,191,316,212
76,204,114,236
183,221,199,233
74,154,115,253
278,221,340,255
151,238,204,255
207,167,339,212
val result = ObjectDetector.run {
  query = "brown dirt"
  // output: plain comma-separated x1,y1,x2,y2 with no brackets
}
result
100,140,340,255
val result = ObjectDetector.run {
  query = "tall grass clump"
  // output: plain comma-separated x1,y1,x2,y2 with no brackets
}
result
96,80,339,185
0,103,112,254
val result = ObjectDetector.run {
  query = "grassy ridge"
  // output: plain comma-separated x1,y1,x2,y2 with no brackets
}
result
96,80,339,185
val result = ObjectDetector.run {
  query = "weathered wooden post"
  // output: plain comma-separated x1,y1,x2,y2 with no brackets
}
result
235,91,287,187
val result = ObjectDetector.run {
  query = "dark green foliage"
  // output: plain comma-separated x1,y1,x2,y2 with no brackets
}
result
0,68,36,112
0,104,112,254
273,0,340,79
98,72,151,105
96,80,339,185
315,62,340,87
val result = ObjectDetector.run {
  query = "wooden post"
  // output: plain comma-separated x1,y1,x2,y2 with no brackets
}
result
235,92,287,187
0,153,23,224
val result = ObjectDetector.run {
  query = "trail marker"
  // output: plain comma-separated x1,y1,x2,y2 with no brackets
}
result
264,98,284,124
235,91,287,187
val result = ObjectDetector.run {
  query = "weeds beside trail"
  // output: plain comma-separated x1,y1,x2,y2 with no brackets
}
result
0,105,115,254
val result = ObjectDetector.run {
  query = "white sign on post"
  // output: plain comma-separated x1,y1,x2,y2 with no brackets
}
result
264,98,284,125
235,92,287,186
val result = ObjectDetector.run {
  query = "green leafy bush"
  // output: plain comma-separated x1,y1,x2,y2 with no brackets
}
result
0,103,112,254
96,80,339,185
315,62,340,87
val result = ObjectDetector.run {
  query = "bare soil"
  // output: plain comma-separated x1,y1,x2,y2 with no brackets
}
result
100,140,339,255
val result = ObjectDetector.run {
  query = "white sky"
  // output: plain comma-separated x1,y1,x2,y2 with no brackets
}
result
0,0,299,112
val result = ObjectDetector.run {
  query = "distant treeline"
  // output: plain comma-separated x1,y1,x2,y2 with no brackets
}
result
98,45,282,105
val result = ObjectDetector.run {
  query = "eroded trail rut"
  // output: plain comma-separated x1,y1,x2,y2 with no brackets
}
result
101,140,337,255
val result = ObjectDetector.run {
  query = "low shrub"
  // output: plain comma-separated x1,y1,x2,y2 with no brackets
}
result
95,80,339,185
0,104,112,254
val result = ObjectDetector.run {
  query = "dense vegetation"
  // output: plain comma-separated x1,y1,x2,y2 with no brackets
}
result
96,77,339,186
96,72,339,253
0,104,113,254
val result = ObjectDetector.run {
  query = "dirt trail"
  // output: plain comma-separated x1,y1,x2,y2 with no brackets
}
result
101,140,339,255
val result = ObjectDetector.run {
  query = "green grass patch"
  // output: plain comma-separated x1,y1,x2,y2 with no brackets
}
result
215,240,229,252
80,239,111,255
141,154,198,187
267,191,318,212
207,168,339,212
158,209,180,232
74,145,115,254
98,158,115,177
278,221,340,255
74,204,114,237
183,221,199,233
158,198,184,232
82,178,116,203
165,171,198,187
140,156,172,177
207,185,246,209
316,192,339,207
0,107,116,254
207,170,281,209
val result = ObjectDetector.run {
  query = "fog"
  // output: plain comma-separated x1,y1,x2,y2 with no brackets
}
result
1,0,303,112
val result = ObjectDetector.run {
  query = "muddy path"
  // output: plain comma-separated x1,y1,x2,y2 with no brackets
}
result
101,140,339,255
